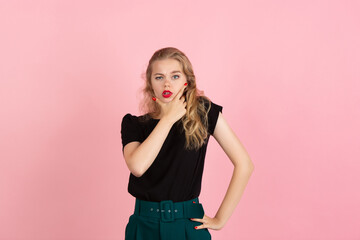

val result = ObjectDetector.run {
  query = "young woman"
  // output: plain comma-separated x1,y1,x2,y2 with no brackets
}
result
121,47,254,240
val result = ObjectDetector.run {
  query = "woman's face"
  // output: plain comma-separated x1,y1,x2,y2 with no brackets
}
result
150,58,188,103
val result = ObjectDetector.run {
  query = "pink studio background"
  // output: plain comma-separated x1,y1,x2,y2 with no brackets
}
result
1,0,359,240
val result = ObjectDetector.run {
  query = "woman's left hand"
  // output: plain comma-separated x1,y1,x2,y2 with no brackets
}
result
191,214,224,231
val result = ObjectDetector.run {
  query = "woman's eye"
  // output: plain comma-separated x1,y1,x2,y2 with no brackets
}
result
173,75,180,79
155,76,162,80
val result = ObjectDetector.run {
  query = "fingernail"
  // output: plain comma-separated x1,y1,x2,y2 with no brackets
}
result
184,83,188,86
152,97,156,101
194,226,197,229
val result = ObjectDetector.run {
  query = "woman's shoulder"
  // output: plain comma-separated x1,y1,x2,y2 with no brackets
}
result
198,96,221,110
198,95,210,106
198,96,223,124
122,113,137,120
122,112,153,124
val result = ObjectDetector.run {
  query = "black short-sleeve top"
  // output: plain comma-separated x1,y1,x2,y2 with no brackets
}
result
120,97,223,202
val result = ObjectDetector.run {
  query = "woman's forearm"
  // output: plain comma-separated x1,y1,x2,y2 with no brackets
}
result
214,164,254,228
128,117,174,177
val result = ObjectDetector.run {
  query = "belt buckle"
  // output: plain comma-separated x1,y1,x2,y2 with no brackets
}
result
160,200,174,222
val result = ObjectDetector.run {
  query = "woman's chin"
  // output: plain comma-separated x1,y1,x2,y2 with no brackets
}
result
162,97,172,102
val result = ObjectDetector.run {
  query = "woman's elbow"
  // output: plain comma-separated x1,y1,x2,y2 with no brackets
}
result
246,161,255,172
234,158,254,172
124,155,145,177
128,163,146,177
131,168,144,178
248,160,255,171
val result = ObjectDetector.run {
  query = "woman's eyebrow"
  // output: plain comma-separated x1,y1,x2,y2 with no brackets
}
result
154,71,181,75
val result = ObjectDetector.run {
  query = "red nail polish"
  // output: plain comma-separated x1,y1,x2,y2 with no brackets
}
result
192,201,196,203
194,226,197,229
152,97,156,101
184,83,188,86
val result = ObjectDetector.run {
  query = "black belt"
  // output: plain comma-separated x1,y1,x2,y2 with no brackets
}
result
134,197,205,222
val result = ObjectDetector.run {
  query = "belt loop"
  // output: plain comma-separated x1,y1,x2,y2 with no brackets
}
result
134,199,140,215
179,200,185,217
160,200,174,222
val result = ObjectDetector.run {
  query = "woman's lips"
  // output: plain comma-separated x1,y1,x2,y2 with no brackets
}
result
162,91,173,98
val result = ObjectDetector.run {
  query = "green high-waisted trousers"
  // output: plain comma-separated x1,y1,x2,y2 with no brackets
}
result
125,197,211,240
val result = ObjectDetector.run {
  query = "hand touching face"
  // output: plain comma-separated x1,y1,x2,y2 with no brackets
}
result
151,58,188,103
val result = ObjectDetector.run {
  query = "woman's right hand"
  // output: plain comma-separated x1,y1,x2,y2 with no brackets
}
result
153,83,188,124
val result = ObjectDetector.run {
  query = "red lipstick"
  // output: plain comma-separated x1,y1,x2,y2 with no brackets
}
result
162,90,173,98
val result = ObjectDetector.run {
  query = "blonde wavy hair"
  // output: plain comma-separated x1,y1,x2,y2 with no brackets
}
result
139,47,213,151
